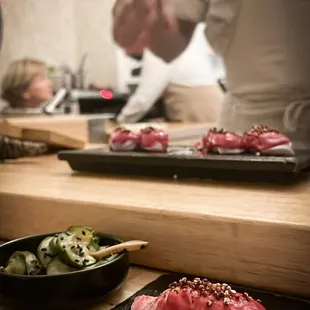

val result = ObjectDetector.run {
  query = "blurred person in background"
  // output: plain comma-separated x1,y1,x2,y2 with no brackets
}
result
1,58,53,114
0,13,50,161
117,23,224,124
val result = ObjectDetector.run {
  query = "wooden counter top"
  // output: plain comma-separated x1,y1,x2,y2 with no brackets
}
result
0,154,310,298
95,266,162,309
1,155,309,225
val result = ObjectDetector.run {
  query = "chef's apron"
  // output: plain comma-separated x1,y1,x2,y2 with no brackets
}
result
164,84,223,122
172,0,310,151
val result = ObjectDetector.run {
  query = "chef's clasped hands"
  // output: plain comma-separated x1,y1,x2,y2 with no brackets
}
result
112,0,177,54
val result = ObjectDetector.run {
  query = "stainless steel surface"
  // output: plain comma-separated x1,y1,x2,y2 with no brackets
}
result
87,114,115,143
77,53,87,74
72,89,102,100
1,107,43,116
43,57,92,115
43,88,67,115
72,73,85,90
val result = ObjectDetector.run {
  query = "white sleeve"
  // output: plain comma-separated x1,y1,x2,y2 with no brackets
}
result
117,50,171,123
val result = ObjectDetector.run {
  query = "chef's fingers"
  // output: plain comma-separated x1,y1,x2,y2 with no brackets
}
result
113,0,134,48
156,0,178,33
125,32,150,55
113,0,158,50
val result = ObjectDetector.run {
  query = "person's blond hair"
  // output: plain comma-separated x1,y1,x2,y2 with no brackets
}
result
1,58,47,107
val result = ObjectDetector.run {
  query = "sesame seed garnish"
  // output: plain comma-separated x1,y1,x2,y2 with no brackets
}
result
223,297,231,305
167,278,259,306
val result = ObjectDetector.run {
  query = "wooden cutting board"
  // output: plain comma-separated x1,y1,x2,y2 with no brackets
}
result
3,116,90,143
0,120,85,149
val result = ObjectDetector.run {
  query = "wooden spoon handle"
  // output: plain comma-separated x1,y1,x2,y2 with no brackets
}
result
90,240,149,259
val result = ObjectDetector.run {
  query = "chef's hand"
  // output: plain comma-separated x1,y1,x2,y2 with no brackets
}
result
112,0,177,54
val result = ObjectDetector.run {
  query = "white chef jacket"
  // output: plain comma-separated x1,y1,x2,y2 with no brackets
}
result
172,0,310,151
117,23,220,123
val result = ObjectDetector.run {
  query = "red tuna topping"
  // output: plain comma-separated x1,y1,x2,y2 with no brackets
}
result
199,128,245,154
243,125,292,154
131,277,266,310
109,127,139,151
139,127,169,152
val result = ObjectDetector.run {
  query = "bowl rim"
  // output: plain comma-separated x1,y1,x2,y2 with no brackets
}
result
0,231,127,279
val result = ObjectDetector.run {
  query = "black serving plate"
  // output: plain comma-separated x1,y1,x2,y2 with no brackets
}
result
0,233,129,310
113,273,310,310
58,146,310,183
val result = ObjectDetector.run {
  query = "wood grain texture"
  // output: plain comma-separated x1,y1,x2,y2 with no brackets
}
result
0,155,309,298
2,116,90,143
21,128,85,149
93,266,162,310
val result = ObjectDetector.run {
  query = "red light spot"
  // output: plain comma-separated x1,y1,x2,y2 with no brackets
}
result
100,89,114,100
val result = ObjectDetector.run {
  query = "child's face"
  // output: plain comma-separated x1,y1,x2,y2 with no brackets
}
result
22,74,53,107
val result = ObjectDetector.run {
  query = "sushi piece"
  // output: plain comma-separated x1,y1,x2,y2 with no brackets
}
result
139,127,169,152
197,128,245,155
109,127,139,152
243,125,294,156
131,277,266,310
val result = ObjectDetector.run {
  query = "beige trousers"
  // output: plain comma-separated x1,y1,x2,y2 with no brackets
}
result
164,84,223,123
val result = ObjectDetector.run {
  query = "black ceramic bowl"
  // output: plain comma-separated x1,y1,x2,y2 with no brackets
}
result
0,232,130,310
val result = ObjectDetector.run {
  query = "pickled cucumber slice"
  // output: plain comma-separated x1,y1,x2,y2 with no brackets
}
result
49,235,59,254
37,236,55,268
83,253,119,270
8,251,43,275
67,226,100,250
4,255,27,275
46,257,77,275
56,233,96,268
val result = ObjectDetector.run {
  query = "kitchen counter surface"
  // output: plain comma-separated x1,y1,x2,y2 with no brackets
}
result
0,149,310,298
94,266,162,310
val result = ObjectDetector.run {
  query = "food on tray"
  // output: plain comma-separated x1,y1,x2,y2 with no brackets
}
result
0,135,48,161
243,125,294,156
109,124,293,157
109,127,139,152
196,128,245,155
139,126,169,152
131,277,266,310
109,126,169,153
0,226,139,276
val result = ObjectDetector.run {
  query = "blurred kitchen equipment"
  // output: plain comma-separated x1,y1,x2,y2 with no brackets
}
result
43,88,67,115
88,114,115,143
43,57,88,115
73,54,87,89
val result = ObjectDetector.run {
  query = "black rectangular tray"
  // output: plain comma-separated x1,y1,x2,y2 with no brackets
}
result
58,146,310,183
113,273,310,310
